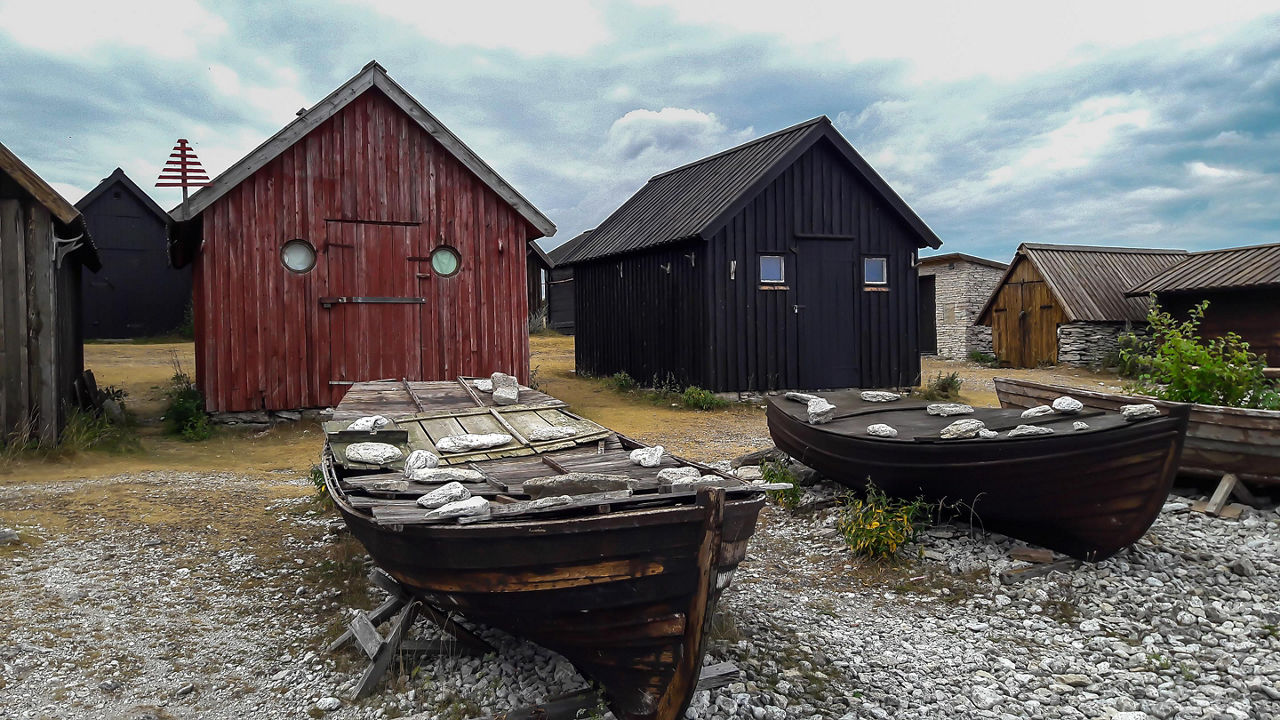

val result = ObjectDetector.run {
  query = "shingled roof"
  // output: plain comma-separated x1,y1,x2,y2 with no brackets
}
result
557,116,941,265
1127,242,1280,296
977,244,1188,324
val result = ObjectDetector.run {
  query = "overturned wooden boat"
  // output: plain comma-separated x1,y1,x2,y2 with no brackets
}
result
323,379,770,720
995,377,1280,488
767,390,1190,561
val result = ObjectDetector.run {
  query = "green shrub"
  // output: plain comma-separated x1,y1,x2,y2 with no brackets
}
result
763,460,803,509
607,371,637,391
164,357,213,441
836,483,929,560
176,301,195,340
680,386,728,411
1122,299,1279,410
919,371,963,401
967,351,997,366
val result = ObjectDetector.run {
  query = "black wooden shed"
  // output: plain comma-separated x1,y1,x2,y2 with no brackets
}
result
77,168,191,338
557,116,942,392
1,140,101,445
545,229,592,334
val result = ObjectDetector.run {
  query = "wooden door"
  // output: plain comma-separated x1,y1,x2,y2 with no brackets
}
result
324,222,424,396
796,239,858,389
991,280,1058,367
918,274,937,355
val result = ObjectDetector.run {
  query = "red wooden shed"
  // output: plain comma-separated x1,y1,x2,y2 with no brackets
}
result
168,61,556,413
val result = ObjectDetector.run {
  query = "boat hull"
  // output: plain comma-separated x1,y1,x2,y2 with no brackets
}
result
327,464,764,720
767,400,1189,561
995,378,1280,487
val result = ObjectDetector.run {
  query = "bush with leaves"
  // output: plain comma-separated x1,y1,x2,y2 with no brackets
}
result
763,460,803,509
836,483,929,560
164,356,213,441
1121,299,1279,410
680,386,727,411
919,371,963,401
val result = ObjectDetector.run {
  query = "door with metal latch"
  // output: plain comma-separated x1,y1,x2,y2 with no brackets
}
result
796,238,859,389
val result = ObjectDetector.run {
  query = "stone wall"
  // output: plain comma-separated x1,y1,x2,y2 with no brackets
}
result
919,259,1006,360
1056,322,1128,367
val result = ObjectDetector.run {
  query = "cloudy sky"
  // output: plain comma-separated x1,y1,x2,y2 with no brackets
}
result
2,1,1278,261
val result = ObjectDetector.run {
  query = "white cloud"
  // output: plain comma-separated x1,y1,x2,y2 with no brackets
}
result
634,0,1279,82
341,0,610,56
1186,161,1254,182
604,107,751,162
0,0,226,58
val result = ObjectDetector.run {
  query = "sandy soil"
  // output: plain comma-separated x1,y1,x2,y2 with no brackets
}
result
920,356,1123,408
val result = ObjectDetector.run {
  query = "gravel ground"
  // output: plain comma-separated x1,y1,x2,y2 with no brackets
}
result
2,470,1278,720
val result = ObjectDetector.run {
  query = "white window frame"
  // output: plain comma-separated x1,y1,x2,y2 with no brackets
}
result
759,255,786,284
863,256,888,285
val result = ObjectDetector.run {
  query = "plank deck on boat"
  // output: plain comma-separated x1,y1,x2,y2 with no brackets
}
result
333,380,564,422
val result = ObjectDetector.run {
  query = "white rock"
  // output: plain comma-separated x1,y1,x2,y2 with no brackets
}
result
344,442,403,464
423,496,490,520
473,378,494,392
866,423,898,438
316,697,342,712
346,415,390,432
491,372,520,406
630,445,665,467
940,419,985,439
1052,396,1084,413
978,429,998,438
416,482,471,509
785,392,818,403
807,398,836,424
1008,424,1055,437
658,467,701,483
860,391,900,403
735,466,763,481
407,467,484,483
971,687,1001,710
927,403,974,416
1072,421,1090,431
528,495,573,509
436,433,512,453
1020,405,1054,418
1121,403,1160,420
528,425,578,441
403,449,439,476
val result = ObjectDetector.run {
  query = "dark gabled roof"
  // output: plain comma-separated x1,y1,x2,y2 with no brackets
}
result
1126,242,1280,296
918,252,1007,271
77,168,169,221
527,240,553,270
977,243,1188,324
0,140,100,271
547,229,593,268
173,61,555,238
557,116,941,265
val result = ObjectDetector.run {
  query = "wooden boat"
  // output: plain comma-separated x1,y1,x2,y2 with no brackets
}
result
766,389,1190,561
995,377,1280,488
323,379,769,720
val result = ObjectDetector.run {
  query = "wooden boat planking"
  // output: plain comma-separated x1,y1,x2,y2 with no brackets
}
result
325,379,768,720
994,377,1280,487
766,393,1190,561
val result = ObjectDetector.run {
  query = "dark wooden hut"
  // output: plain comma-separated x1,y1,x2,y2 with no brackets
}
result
544,229,593,334
976,244,1186,368
526,241,552,328
1,141,101,444
556,116,942,392
167,62,556,413
77,168,190,338
1127,242,1280,367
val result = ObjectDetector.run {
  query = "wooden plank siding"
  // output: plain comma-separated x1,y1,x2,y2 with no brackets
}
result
193,89,536,412
576,139,923,393
1159,289,1280,368
988,259,1066,368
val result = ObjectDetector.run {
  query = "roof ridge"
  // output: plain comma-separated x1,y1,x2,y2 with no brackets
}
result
1186,241,1280,255
1021,243,1187,254
648,116,828,181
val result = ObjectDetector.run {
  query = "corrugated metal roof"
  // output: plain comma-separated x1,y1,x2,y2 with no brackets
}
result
558,116,941,264
1024,244,1187,322
547,229,593,268
1127,242,1280,295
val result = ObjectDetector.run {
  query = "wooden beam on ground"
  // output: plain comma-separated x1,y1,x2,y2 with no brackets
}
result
353,599,420,699
999,559,1081,584
1194,473,1238,516
327,596,406,653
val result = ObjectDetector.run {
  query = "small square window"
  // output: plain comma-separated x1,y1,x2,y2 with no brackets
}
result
760,255,785,284
864,257,887,285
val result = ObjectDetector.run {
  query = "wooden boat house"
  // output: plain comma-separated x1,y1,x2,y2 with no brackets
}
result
555,116,942,393
544,228,592,334
77,168,190,338
1127,242,1280,368
167,61,556,414
1,141,101,445
976,244,1186,368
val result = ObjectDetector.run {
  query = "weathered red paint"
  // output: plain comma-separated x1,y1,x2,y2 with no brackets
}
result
192,90,537,412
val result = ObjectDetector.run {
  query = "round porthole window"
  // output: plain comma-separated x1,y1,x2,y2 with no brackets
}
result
431,246,461,277
281,239,317,273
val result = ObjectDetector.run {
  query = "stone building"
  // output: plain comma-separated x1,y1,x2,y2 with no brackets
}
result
975,244,1187,368
917,252,1006,360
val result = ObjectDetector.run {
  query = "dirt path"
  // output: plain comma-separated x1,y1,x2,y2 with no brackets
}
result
921,356,1123,408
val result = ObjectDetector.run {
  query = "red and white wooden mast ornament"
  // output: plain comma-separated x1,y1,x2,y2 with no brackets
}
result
156,138,211,219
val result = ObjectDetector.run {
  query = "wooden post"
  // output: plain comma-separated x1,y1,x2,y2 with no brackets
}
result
1194,473,1238,516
